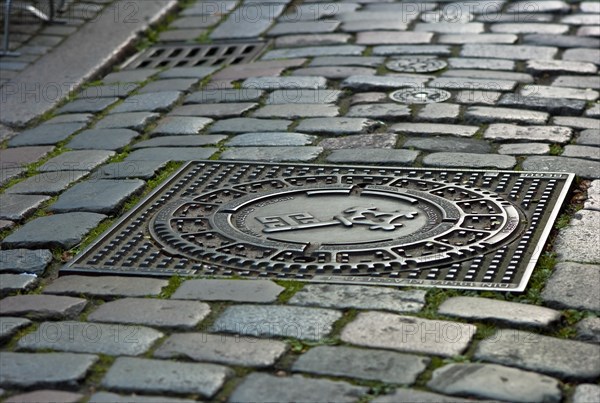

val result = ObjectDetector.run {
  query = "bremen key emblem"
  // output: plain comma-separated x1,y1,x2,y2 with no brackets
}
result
256,206,419,233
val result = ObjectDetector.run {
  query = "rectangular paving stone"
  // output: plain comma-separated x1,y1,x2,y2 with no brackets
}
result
111,91,182,113
291,66,376,79
289,284,425,313
427,363,562,403
8,122,88,147
274,33,352,48
438,297,561,328
18,321,163,356
158,66,219,80
439,34,517,44
45,114,95,125
67,128,141,151
2,212,106,249
336,11,420,22
94,112,159,131
465,106,548,125
402,137,491,154
341,75,430,91
77,83,138,99
38,150,115,172
124,147,217,162
103,69,159,84
417,103,460,123
441,69,532,84
6,390,84,403
102,357,232,397
552,116,600,130
541,261,600,311
5,171,89,195
0,167,23,187
138,79,198,94
154,332,288,367
576,317,600,344
293,345,429,385
498,143,551,155
448,57,515,71
169,103,257,118
484,124,572,144
563,145,599,161
49,179,144,214
523,85,599,101
523,155,600,179
0,146,54,166
423,152,516,170
0,249,53,275
150,116,213,136
319,133,397,150
91,161,167,180
498,94,586,115
327,149,419,165
242,76,327,90
210,4,285,39
212,305,342,341
261,45,365,60
58,97,119,114
356,31,433,45
563,48,600,64
577,129,600,146
346,103,411,119
475,330,600,380
524,33,600,49
553,75,600,90
0,317,31,342
268,20,340,36
221,147,322,162
0,352,97,388
310,56,385,67
229,373,367,403
0,274,38,297
296,118,379,135
172,279,284,302
133,135,225,148
226,132,315,147
373,45,452,56
186,89,264,104
0,295,86,320
266,89,342,104
43,275,167,297
460,44,558,60
415,22,484,34
0,194,50,221
391,123,479,137
430,77,517,92
88,298,210,330
90,391,194,403
527,59,597,74
341,312,476,357
252,104,339,118
491,23,569,35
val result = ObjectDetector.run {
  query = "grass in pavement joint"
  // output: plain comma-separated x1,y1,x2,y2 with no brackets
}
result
274,280,306,303
159,275,186,299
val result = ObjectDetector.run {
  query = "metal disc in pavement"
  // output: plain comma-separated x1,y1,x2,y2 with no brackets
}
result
386,57,447,73
389,88,452,104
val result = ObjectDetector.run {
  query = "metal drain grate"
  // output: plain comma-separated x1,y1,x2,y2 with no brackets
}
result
122,42,268,69
63,161,574,292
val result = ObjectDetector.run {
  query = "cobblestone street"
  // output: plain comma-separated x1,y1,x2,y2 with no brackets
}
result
0,0,599,402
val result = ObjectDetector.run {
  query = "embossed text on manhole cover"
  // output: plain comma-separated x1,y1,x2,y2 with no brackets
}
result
63,162,574,291
122,42,268,69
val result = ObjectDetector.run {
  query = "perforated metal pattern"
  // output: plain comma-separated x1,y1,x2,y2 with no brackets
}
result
63,161,574,292
122,42,268,69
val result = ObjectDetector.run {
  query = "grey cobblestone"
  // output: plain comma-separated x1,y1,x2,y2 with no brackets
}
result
243,76,327,90
186,89,263,104
262,45,365,60
67,129,141,151
553,75,600,90
438,297,561,328
89,392,194,403
149,116,213,136
229,373,367,403
3,390,83,403
275,34,352,48
38,150,115,172
0,194,50,221
58,97,119,114
8,123,88,147
291,66,376,79
341,312,476,357
523,86,599,101
18,321,163,356
44,275,167,297
133,135,225,148
226,132,315,147
124,147,217,162
138,79,198,94
466,107,548,125
94,112,159,131
498,94,586,115
49,179,144,214
523,156,600,178
373,45,452,56
290,284,425,313
0,352,97,388
372,389,474,403
391,123,479,137
102,357,231,398
5,171,89,195
266,89,342,105
356,31,433,45
2,212,106,249
0,249,53,275
154,333,287,367
170,103,257,118
296,118,379,135
102,69,158,84
252,104,339,119
268,21,340,36
341,75,429,91
209,118,291,133
0,274,38,297
310,56,384,67
563,145,599,160
573,384,600,403
439,34,517,44
327,149,419,165
346,103,410,119
172,279,284,303
319,133,397,150
88,298,210,330
417,103,461,123
403,137,491,153
585,180,600,211
542,261,600,310
293,346,429,384
427,363,561,403
448,57,515,70
158,67,218,80
45,114,94,125
0,317,31,342
423,152,516,170
221,147,322,162
527,59,597,74
460,44,558,60
430,77,517,92
498,143,550,155
484,124,572,143
442,69,533,84
92,161,167,180
0,146,54,167
552,116,600,130
474,330,600,380
212,305,342,341
576,317,600,344
0,295,86,320
77,84,138,99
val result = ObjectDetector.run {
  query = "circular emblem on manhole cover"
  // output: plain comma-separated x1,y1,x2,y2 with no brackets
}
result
389,88,452,104
150,181,521,275
386,57,447,73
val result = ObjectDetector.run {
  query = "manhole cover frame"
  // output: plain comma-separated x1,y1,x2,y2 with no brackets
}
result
121,40,269,70
62,161,575,292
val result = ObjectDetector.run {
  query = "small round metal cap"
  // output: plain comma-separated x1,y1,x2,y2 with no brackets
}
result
389,88,452,104
386,57,448,73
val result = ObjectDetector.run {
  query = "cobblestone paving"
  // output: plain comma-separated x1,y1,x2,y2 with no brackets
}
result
0,0,599,402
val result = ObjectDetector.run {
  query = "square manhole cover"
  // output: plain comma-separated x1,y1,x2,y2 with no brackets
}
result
122,42,268,69
63,161,574,291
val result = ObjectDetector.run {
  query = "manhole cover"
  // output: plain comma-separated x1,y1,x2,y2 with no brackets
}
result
122,42,268,69
386,57,447,73
63,161,573,291
389,88,452,104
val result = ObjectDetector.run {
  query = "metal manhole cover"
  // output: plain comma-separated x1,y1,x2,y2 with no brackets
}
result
386,57,447,73
63,161,574,292
390,88,452,104
122,42,268,69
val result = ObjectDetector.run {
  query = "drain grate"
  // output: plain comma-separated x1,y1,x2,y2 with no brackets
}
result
122,42,268,69
63,161,574,292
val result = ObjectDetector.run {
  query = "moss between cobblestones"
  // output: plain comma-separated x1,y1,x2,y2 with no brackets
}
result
549,144,563,156
413,356,445,388
5,322,39,351
274,280,305,303
84,354,116,389
158,275,186,299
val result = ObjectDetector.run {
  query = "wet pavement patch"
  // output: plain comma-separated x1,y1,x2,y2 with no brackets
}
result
63,161,573,292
